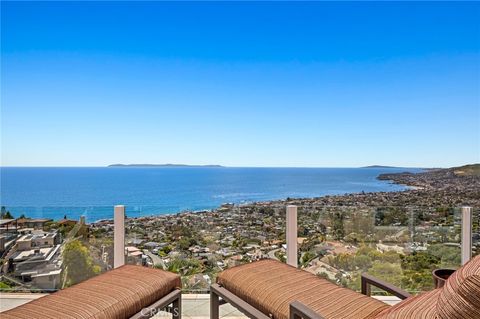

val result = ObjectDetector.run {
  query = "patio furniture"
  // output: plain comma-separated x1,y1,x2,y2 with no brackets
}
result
211,255,480,319
432,268,455,288
2,265,182,319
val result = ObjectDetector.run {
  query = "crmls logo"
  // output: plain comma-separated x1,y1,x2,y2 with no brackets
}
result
140,307,180,317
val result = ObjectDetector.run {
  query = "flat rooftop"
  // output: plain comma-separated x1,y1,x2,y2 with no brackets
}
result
0,219,15,226
11,244,60,262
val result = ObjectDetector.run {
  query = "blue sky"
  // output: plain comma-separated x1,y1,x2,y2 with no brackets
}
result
1,2,479,167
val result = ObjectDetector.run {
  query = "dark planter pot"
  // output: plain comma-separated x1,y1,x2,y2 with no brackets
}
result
432,268,456,288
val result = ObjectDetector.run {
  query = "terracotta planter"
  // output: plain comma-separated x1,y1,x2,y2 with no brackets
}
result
432,268,455,288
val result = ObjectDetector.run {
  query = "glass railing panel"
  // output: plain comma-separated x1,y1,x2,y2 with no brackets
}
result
138,203,290,292
124,205,182,269
123,205,218,292
294,205,464,295
0,206,113,293
1,203,473,297
473,207,480,258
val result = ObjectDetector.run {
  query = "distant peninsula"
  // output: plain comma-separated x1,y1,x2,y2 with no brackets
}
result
108,164,224,168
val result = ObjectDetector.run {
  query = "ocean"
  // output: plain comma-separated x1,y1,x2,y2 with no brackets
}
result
0,167,420,222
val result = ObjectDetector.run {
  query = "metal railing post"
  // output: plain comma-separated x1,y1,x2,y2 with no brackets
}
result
461,206,472,265
114,205,125,268
286,205,298,268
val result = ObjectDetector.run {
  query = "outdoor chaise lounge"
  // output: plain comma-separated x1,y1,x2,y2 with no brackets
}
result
211,255,480,319
2,265,182,319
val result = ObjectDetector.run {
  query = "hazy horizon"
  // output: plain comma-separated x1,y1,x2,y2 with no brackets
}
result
1,163,477,169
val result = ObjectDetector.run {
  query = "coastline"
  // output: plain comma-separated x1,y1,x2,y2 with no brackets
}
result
4,165,478,294
5,165,478,224
2,167,415,222
85,164,479,293
94,165,479,225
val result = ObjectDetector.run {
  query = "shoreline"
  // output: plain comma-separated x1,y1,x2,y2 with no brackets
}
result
5,174,411,224
6,165,479,225
96,182,412,224
117,165,479,225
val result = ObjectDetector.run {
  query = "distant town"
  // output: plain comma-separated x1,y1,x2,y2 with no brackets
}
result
1,164,479,292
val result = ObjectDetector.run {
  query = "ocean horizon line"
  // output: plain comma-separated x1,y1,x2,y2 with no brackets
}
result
0,165,430,169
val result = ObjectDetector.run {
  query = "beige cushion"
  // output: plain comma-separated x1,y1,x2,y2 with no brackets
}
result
2,265,181,319
436,254,480,319
217,259,390,319
375,289,440,319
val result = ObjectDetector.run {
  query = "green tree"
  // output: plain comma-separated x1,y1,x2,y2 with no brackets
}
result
301,251,316,266
0,207,13,219
428,244,461,268
0,281,11,289
354,255,372,270
400,252,439,272
178,237,197,251
401,269,434,291
367,261,403,288
232,237,246,248
62,240,100,287
158,245,172,257
331,212,345,240
399,252,440,292
166,257,203,276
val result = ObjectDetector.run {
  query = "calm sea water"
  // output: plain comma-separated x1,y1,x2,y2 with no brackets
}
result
0,167,420,222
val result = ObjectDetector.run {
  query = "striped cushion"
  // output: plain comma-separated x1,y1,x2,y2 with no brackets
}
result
436,255,480,319
375,289,440,319
376,254,480,319
2,265,181,319
217,259,390,319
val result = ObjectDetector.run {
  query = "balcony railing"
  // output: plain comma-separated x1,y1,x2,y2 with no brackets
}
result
112,204,475,294
0,204,478,295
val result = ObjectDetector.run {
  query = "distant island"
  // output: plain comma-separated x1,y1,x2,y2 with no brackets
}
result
108,164,224,168
361,165,401,169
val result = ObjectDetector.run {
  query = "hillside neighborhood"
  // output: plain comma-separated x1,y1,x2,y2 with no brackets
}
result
1,165,479,292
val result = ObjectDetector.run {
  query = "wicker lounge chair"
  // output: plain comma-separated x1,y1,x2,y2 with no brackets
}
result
211,255,480,319
2,265,182,319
